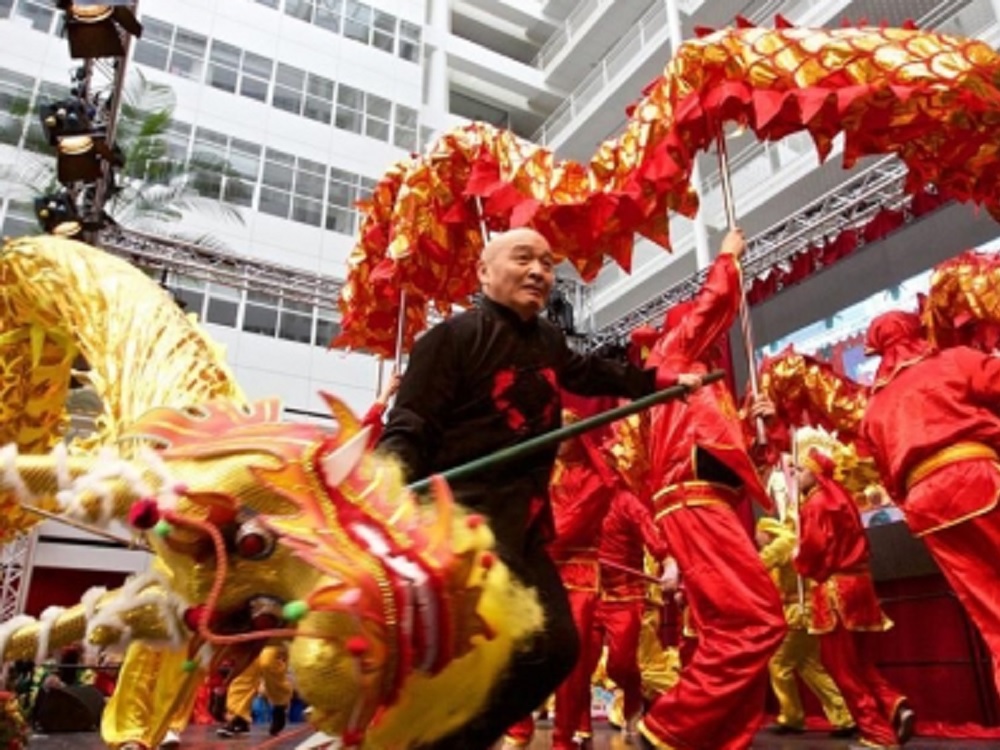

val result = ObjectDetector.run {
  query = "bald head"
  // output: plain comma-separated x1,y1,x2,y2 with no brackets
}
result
477,228,554,321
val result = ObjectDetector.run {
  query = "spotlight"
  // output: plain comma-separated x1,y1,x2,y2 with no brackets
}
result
58,1,143,59
55,132,119,184
34,193,83,237
39,98,91,147
39,99,123,184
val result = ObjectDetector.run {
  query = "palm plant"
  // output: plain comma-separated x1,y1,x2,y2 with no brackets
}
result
0,70,245,247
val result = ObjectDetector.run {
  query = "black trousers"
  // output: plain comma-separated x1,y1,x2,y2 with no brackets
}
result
415,530,580,749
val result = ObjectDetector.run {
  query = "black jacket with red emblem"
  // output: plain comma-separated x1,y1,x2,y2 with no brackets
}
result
378,297,655,554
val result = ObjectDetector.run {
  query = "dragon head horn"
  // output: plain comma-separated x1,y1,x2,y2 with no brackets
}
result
319,425,372,489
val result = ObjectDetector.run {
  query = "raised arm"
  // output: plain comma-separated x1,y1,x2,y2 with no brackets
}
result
652,229,745,381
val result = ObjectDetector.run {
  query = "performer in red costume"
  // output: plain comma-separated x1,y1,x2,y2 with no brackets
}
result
862,310,1000,694
637,228,787,750
503,414,614,750
594,485,670,741
794,446,914,748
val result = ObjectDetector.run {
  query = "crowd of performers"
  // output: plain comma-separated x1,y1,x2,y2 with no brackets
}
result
62,223,1000,750
374,224,1000,750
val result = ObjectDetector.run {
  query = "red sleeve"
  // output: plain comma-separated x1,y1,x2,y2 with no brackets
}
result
362,402,387,448
653,254,742,383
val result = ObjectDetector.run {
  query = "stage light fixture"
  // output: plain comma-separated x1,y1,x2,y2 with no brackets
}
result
55,128,118,184
58,1,143,59
39,98,92,147
34,193,83,237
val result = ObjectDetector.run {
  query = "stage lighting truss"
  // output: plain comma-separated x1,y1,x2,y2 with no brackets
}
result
585,156,912,352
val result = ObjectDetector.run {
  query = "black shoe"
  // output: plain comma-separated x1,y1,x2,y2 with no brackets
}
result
895,704,916,744
830,725,859,738
217,717,250,738
269,705,287,737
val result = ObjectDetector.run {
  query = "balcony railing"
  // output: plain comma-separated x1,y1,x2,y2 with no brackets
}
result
532,0,609,70
532,1,668,145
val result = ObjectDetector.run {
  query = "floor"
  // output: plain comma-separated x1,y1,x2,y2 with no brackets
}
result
24,723,1000,749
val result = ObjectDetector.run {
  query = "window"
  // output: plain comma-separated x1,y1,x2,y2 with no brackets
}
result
163,121,192,162
335,84,364,134
372,11,395,52
273,63,305,115
191,128,227,199
259,149,324,227
259,148,295,220
240,52,272,103
0,67,34,148
315,0,341,32
364,93,391,142
207,40,240,93
326,170,373,235
243,290,279,336
190,128,259,207
278,299,314,343
170,29,208,80
205,283,241,327
133,17,172,71
0,0,13,19
225,138,260,207
1,200,36,239
393,104,418,152
284,0,314,23
13,0,55,33
255,0,280,7
343,0,372,44
171,275,207,318
303,73,334,124
398,20,421,63
315,309,341,347
293,157,325,227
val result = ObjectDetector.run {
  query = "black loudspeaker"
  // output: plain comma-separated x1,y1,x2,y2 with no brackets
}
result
35,684,105,733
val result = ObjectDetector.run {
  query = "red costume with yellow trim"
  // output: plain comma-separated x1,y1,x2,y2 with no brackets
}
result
638,252,786,750
862,310,1000,694
504,431,612,749
594,487,670,726
795,448,905,749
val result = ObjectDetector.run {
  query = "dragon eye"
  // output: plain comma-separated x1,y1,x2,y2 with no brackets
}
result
247,596,285,630
235,518,276,560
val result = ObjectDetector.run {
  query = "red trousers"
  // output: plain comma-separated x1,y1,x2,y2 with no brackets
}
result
641,502,786,750
594,599,644,720
921,504,1000,697
504,586,599,749
819,626,903,747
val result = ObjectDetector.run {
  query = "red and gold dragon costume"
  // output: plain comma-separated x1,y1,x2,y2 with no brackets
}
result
0,236,543,750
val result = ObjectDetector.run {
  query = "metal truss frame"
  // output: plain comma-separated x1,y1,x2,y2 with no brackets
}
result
99,226,345,310
0,532,37,621
585,155,913,351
